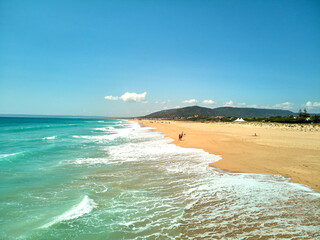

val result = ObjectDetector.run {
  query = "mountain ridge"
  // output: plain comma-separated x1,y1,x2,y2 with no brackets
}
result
144,106,295,118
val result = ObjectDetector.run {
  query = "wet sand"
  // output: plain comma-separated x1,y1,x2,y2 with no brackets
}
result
135,120,320,191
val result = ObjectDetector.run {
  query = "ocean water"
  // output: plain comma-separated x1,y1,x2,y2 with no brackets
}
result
0,117,319,240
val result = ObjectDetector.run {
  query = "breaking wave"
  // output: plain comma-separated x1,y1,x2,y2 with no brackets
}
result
40,196,96,228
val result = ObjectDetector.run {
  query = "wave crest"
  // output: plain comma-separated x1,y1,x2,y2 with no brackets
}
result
40,195,97,228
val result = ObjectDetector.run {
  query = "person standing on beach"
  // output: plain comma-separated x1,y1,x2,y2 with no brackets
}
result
179,132,184,140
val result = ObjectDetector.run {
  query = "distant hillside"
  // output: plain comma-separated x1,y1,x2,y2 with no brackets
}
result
144,106,294,118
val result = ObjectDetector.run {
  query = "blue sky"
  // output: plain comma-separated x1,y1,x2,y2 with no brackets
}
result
1,0,319,117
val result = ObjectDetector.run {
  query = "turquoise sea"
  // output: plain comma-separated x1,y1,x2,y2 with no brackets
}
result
0,117,319,239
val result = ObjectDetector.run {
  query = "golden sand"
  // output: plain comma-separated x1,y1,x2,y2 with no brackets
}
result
135,120,320,191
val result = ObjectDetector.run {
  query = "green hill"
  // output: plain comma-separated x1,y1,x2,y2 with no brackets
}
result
144,106,294,118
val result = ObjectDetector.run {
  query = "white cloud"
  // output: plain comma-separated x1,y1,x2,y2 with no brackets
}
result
183,99,197,104
163,106,169,110
224,100,234,107
260,105,272,109
105,92,147,103
273,102,293,110
223,101,259,108
237,102,246,106
120,92,147,103
174,106,181,109
221,101,259,108
247,104,258,108
306,101,320,108
306,101,312,107
104,95,119,100
202,100,215,104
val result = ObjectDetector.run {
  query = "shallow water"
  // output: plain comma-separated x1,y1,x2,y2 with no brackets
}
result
0,117,319,239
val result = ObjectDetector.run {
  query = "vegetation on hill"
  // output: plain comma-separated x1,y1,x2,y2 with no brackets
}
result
245,109,319,123
143,106,319,124
177,109,320,124
144,106,294,119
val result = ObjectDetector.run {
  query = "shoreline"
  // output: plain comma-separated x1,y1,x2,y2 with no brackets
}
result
133,119,320,192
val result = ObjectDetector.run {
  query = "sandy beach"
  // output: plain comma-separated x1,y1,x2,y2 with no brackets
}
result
136,120,320,191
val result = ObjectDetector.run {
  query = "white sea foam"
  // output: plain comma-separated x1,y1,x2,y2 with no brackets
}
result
42,136,56,140
70,121,220,168
72,134,121,141
94,127,110,131
105,139,221,171
73,124,139,142
93,126,115,131
63,120,320,238
71,158,110,165
72,135,82,138
97,122,221,171
40,195,96,228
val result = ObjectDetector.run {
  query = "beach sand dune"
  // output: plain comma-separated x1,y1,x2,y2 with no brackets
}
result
136,120,320,191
